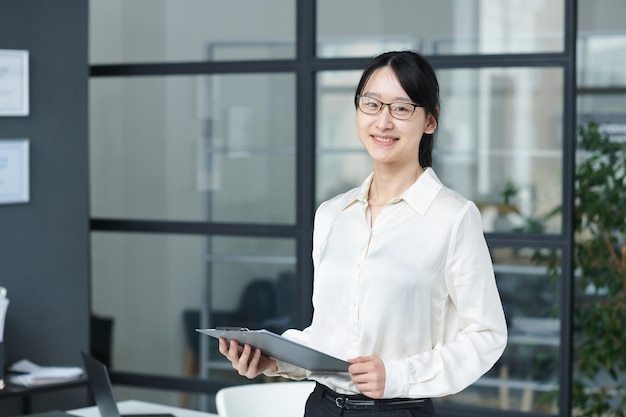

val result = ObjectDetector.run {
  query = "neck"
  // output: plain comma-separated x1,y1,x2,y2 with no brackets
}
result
368,165,425,205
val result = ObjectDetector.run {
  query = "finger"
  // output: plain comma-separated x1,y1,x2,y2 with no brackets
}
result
245,348,262,378
347,355,375,363
347,356,376,373
218,338,228,356
348,361,372,376
238,343,252,364
350,372,375,387
235,344,254,375
228,340,248,370
227,339,241,360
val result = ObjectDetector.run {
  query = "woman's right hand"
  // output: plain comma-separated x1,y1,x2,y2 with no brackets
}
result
218,337,278,378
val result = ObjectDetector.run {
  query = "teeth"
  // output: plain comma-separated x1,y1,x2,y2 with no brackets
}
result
374,136,396,142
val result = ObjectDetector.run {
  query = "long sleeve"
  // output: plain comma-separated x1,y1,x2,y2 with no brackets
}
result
382,202,508,398
266,168,507,398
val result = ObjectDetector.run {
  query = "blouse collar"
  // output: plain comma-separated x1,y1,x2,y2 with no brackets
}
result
344,167,443,215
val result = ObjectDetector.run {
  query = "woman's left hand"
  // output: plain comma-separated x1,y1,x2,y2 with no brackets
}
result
347,356,386,399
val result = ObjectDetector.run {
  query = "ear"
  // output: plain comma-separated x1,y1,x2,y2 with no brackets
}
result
424,109,438,134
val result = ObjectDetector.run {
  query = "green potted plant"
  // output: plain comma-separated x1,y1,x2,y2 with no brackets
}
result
501,121,626,416
570,121,626,417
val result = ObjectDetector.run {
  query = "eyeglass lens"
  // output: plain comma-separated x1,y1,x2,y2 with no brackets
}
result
358,96,417,120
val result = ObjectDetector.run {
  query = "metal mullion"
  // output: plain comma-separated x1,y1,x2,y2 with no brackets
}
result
558,0,577,415
90,59,299,77
295,0,317,328
90,219,296,238
578,86,626,95
306,52,571,73
485,233,568,250
427,52,570,69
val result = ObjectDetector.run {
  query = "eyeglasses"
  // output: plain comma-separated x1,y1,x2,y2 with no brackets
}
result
356,95,423,120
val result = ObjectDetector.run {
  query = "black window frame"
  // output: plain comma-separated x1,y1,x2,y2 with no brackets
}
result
89,1,576,415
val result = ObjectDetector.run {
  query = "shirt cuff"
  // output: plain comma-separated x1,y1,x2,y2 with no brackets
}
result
382,358,410,398
262,359,280,377
262,359,307,380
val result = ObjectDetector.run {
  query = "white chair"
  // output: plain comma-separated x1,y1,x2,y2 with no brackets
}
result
216,381,316,417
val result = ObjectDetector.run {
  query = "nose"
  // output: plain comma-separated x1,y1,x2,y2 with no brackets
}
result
376,104,394,129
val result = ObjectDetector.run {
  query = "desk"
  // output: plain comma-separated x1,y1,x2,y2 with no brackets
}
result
0,378,88,414
69,400,218,417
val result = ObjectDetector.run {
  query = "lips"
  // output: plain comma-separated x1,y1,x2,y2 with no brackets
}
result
371,135,398,144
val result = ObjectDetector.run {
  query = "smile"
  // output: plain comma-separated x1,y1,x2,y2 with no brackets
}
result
372,135,398,143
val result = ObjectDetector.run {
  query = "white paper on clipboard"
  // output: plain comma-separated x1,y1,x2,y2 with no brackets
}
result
197,328,349,372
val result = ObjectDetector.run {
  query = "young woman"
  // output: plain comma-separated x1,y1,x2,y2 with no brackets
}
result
219,50,508,417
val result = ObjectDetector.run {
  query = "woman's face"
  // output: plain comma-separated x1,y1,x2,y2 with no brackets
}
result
356,66,437,168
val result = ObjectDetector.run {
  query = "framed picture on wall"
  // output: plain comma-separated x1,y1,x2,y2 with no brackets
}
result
0,49,29,116
0,139,29,204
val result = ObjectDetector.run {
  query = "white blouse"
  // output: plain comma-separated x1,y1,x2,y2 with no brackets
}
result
274,167,507,399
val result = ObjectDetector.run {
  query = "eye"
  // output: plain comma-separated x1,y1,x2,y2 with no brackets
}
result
391,103,412,114
362,97,381,109
392,104,409,112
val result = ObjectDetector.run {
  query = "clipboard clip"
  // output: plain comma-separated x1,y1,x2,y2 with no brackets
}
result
216,326,250,331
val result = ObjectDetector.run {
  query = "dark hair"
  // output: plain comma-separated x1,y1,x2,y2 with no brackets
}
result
354,51,440,167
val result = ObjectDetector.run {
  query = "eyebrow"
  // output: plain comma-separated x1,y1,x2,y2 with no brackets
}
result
362,92,413,103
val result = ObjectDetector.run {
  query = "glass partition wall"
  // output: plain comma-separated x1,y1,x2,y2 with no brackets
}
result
89,0,578,415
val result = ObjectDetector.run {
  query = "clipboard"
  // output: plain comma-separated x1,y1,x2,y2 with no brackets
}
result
196,328,349,372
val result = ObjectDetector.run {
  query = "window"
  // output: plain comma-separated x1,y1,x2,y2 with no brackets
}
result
90,0,296,64
317,67,565,234
317,0,564,57
91,74,296,223
90,1,577,415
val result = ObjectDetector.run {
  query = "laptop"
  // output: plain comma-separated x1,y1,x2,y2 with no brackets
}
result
81,352,175,417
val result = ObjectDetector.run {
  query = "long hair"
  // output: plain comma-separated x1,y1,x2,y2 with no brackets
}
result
354,51,440,167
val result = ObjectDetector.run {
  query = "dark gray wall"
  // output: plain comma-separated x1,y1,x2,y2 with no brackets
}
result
0,0,90,413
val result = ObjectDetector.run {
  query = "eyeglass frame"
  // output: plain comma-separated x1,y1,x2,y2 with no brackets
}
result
355,94,424,120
